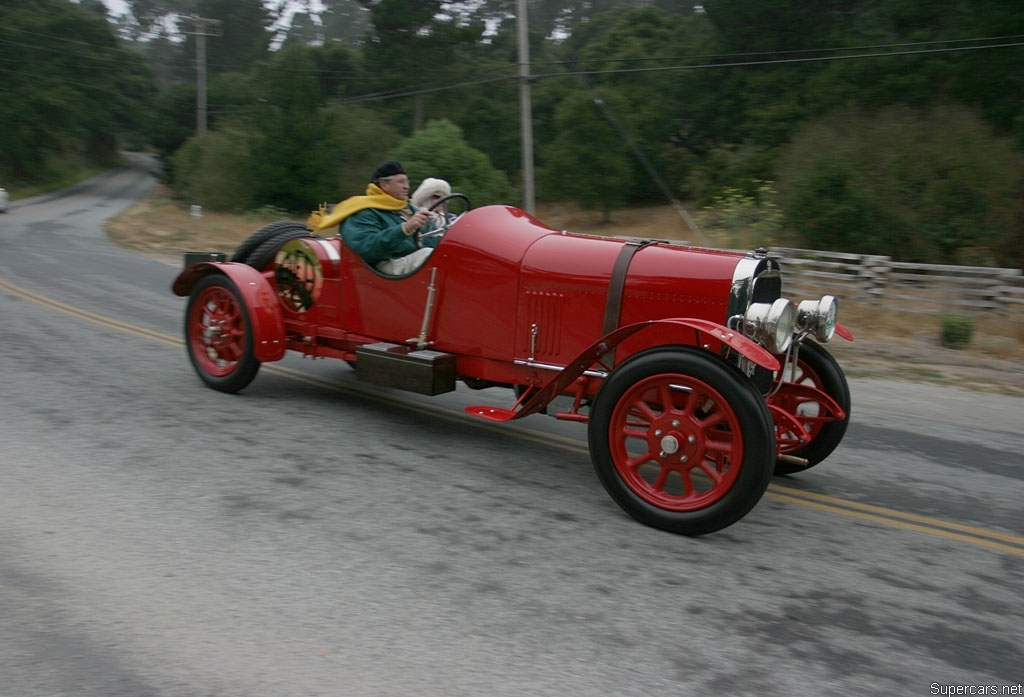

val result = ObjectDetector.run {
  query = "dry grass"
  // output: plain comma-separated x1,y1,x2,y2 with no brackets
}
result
822,305,1024,397
106,184,290,263
106,186,1024,396
105,188,698,261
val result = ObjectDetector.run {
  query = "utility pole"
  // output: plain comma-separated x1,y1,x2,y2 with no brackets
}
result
182,15,222,135
516,0,535,214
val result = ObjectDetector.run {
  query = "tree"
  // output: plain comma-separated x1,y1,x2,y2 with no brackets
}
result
181,0,272,75
149,71,259,163
282,0,372,46
394,119,518,207
245,43,346,210
777,104,1024,266
558,7,723,201
171,123,254,209
539,91,632,220
123,0,198,38
362,0,457,132
0,0,157,186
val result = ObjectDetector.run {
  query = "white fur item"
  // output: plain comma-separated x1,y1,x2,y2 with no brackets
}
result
411,177,452,209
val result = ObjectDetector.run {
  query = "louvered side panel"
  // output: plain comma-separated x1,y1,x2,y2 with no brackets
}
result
523,290,565,359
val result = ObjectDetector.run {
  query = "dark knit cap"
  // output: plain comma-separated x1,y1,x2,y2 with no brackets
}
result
371,160,405,182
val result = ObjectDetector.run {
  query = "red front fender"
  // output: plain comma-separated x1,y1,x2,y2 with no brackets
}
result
172,262,286,363
466,318,779,422
657,318,781,371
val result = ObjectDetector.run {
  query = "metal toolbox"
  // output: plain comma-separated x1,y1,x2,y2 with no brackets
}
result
354,342,456,396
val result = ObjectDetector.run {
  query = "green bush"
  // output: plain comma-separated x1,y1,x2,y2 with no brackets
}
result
395,119,518,208
777,103,1024,266
940,314,974,350
171,126,254,211
700,180,784,248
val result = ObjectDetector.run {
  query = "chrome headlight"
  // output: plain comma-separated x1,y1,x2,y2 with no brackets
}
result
743,298,796,354
796,295,838,342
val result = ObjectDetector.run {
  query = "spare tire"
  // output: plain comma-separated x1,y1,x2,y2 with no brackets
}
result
231,221,310,264
245,227,316,271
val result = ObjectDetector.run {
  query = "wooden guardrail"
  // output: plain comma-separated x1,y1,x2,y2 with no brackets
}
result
767,247,1024,318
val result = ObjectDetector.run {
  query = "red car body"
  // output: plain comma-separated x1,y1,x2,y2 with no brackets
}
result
173,203,853,536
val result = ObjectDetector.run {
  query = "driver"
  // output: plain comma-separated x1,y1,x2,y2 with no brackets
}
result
307,160,439,275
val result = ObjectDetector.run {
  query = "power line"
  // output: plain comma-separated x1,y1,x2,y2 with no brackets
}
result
535,40,1024,80
4,24,1021,91
3,27,1021,106
334,38,1024,105
0,36,136,64
0,67,145,97
531,34,1024,68
0,25,122,47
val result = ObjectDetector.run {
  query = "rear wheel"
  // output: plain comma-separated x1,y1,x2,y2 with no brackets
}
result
588,349,775,536
231,221,310,264
769,340,851,474
184,274,259,393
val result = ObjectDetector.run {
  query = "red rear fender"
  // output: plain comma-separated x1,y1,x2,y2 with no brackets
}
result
172,262,286,363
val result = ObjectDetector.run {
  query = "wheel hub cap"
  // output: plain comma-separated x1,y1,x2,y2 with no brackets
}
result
660,435,679,454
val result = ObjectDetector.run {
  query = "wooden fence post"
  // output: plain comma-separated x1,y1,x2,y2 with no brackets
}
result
859,255,890,305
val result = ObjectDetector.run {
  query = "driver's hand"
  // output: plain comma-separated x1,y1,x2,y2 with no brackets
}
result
406,208,432,233
429,210,447,227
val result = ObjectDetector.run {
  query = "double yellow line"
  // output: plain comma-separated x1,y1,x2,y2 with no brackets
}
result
0,276,181,347
765,488,1024,556
3,274,1022,555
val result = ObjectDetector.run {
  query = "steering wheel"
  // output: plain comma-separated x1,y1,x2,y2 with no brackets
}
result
419,193,470,239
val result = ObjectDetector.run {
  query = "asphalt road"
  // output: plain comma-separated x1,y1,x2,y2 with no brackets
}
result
1,158,1022,697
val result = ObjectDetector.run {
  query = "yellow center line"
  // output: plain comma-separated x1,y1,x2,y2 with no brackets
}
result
0,276,181,348
766,485,1024,546
2,274,1020,553
765,491,1024,557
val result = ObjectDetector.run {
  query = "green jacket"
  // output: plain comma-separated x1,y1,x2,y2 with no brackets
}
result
340,206,439,266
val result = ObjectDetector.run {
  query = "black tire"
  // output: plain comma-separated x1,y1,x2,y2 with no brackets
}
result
771,340,851,475
231,221,310,264
184,274,260,393
245,227,315,271
588,348,776,536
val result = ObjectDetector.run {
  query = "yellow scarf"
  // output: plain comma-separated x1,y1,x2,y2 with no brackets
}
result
307,183,409,231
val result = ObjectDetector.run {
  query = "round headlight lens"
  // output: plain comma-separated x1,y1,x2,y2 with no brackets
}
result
796,295,838,342
767,298,796,354
744,298,796,353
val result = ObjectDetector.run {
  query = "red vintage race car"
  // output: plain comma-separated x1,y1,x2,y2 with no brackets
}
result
171,196,853,536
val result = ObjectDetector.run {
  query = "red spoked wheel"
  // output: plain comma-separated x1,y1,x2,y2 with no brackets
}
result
609,375,743,511
768,340,850,474
184,273,260,393
589,349,775,536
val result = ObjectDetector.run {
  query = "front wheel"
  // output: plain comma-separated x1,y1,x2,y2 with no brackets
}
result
768,340,851,474
588,349,775,536
184,274,260,393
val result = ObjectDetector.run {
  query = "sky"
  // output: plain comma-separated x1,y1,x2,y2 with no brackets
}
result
94,0,326,44
102,0,128,17
99,0,326,20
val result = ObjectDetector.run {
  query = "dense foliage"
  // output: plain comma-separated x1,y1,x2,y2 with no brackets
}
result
0,0,155,185
2,0,1023,268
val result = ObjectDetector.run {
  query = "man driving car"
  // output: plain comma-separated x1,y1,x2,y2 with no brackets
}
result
308,160,439,275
